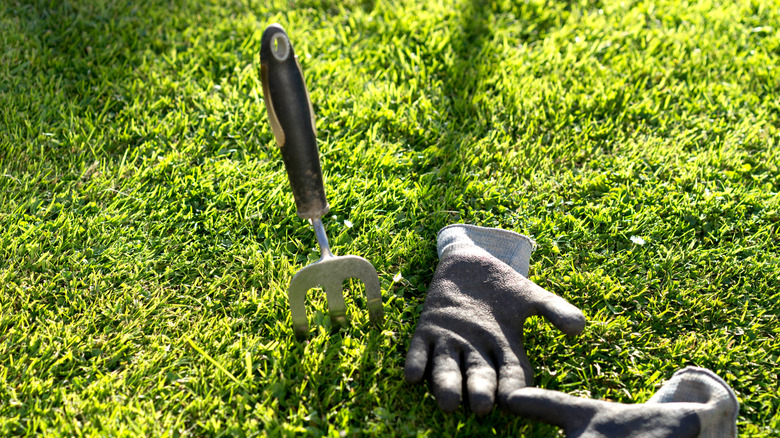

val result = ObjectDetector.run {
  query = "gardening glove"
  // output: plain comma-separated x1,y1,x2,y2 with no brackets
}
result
405,224,586,414
507,366,739,438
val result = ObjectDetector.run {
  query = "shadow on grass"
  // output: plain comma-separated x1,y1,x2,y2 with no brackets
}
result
433,0,593,166
382,0,597,210
378,0,587,272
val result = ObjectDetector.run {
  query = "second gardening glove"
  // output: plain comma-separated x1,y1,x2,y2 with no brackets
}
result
507,366,739,437
405,224,586,414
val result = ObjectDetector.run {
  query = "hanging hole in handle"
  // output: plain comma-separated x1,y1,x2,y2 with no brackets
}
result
271,33,290,61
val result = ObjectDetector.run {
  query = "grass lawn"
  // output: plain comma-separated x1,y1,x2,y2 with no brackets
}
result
1,0,779,435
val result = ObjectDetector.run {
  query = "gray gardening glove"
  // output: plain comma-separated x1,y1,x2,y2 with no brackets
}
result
405,224,586,414
508,366,739,438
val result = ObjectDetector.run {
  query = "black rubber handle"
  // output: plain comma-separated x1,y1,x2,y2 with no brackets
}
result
260,24,329,219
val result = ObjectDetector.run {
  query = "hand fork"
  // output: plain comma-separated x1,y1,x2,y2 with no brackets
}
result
260,24,383,340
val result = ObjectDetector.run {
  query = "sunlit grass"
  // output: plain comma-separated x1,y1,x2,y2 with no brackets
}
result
1,0,778,436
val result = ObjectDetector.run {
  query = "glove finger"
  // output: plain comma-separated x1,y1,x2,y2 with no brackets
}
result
510,389,702,437
497,348,534,406
464,349,497,415
431,344,463,413
404,333,430,384
506,387,586,429
527,280,586,336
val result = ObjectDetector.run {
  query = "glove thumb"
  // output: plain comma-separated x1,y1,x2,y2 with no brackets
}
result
525,280,586,336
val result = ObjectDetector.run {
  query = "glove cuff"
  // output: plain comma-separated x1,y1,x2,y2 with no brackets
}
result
648,366,739,438
437,224,535,277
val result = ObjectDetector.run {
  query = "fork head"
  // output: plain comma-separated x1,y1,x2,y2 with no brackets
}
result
288,254,383,340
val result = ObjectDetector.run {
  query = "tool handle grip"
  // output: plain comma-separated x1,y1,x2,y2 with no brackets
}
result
260,24,329,219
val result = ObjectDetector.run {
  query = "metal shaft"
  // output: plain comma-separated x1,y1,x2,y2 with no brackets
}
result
311,218,334,259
